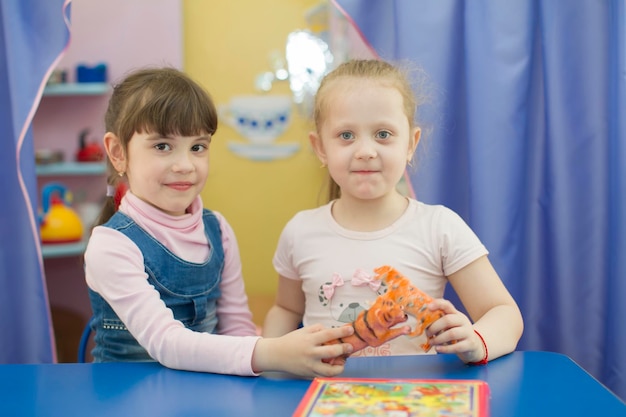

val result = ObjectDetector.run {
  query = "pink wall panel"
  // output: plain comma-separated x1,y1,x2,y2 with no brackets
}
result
34,0,182,361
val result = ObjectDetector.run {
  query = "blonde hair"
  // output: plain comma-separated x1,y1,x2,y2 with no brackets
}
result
312,59,423,202
96,67,218,226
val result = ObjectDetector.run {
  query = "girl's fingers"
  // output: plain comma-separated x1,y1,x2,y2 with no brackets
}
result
304,323,324,333
315,361,346,377
314,324,354,344
425,306,471,342
321,340,353,358
428,298,457,314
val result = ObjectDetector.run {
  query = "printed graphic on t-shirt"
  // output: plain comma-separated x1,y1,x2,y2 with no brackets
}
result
317,268,393,357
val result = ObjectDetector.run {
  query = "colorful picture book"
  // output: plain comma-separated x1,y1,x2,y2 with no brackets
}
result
293,377,490,417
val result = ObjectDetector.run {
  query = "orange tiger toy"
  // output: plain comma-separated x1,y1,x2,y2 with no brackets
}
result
374,265,444,352
323,296,409,363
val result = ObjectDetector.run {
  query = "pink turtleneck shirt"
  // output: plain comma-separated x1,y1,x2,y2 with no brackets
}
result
84,192,260,375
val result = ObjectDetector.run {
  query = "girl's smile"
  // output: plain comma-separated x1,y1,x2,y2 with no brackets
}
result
165,182,194,191
352,169,380,174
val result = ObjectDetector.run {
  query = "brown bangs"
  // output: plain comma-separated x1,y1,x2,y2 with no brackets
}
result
109,68,218,143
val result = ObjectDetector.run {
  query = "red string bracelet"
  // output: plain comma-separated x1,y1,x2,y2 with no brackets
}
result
469,329,488,365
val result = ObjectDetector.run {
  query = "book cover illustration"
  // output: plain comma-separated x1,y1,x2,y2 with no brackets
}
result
293,378,489,417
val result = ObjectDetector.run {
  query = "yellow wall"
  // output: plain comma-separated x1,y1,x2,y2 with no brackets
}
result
183,1,327,322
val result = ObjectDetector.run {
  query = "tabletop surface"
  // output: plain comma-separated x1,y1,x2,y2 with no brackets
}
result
0,351,624,416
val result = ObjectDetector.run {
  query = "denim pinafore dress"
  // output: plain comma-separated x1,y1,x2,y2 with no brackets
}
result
88,209,224,362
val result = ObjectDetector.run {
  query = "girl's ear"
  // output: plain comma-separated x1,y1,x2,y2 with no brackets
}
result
103,132,127,174
309,131,327,166
407,127,421,162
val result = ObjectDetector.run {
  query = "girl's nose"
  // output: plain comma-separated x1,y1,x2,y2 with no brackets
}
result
355,139,377,160
172,152,195,173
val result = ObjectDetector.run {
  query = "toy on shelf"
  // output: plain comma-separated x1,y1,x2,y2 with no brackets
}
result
46,69,68,85
76,63,107,83
35,149,64,165
39,183,83,244
375,265,445,352
76,129,104,162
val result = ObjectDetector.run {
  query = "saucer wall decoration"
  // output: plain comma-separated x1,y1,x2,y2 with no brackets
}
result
220,94,299,161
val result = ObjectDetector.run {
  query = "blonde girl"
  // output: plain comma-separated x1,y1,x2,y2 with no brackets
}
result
263,59,523,365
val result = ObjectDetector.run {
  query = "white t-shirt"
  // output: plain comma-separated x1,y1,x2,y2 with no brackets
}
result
273,198,488,356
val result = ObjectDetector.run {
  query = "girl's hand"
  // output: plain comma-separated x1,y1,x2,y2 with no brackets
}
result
252,324,354,377
424,299,486,364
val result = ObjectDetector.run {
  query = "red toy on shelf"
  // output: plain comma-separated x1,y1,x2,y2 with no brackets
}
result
75,129,104,162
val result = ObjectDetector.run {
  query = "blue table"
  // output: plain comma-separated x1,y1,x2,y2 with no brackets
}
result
0,351,623,416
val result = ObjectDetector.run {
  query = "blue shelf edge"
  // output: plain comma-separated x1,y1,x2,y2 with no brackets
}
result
43,82,109,96
36,162,107,176
42,240,87,258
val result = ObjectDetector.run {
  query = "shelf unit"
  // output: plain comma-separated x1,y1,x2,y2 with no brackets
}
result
37,84,109,260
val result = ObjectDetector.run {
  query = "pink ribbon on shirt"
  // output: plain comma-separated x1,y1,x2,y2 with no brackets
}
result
322,272,345,299
351,268,382,292
322,269,382,300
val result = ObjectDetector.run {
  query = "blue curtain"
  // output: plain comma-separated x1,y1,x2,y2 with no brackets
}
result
335,0,626,400
0,0,72,363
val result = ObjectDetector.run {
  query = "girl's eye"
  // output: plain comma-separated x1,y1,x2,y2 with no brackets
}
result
376,131,391,140
340,132,354,140
191,144,208,152
154,143,171,151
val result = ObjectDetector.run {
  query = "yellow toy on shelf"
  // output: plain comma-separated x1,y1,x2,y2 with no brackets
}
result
39,183,83,244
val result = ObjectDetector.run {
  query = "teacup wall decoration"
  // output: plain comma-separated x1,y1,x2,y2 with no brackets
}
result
220,94,300,161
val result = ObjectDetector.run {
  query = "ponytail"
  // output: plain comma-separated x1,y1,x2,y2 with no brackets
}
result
327,178,341,202
94,161,127,227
